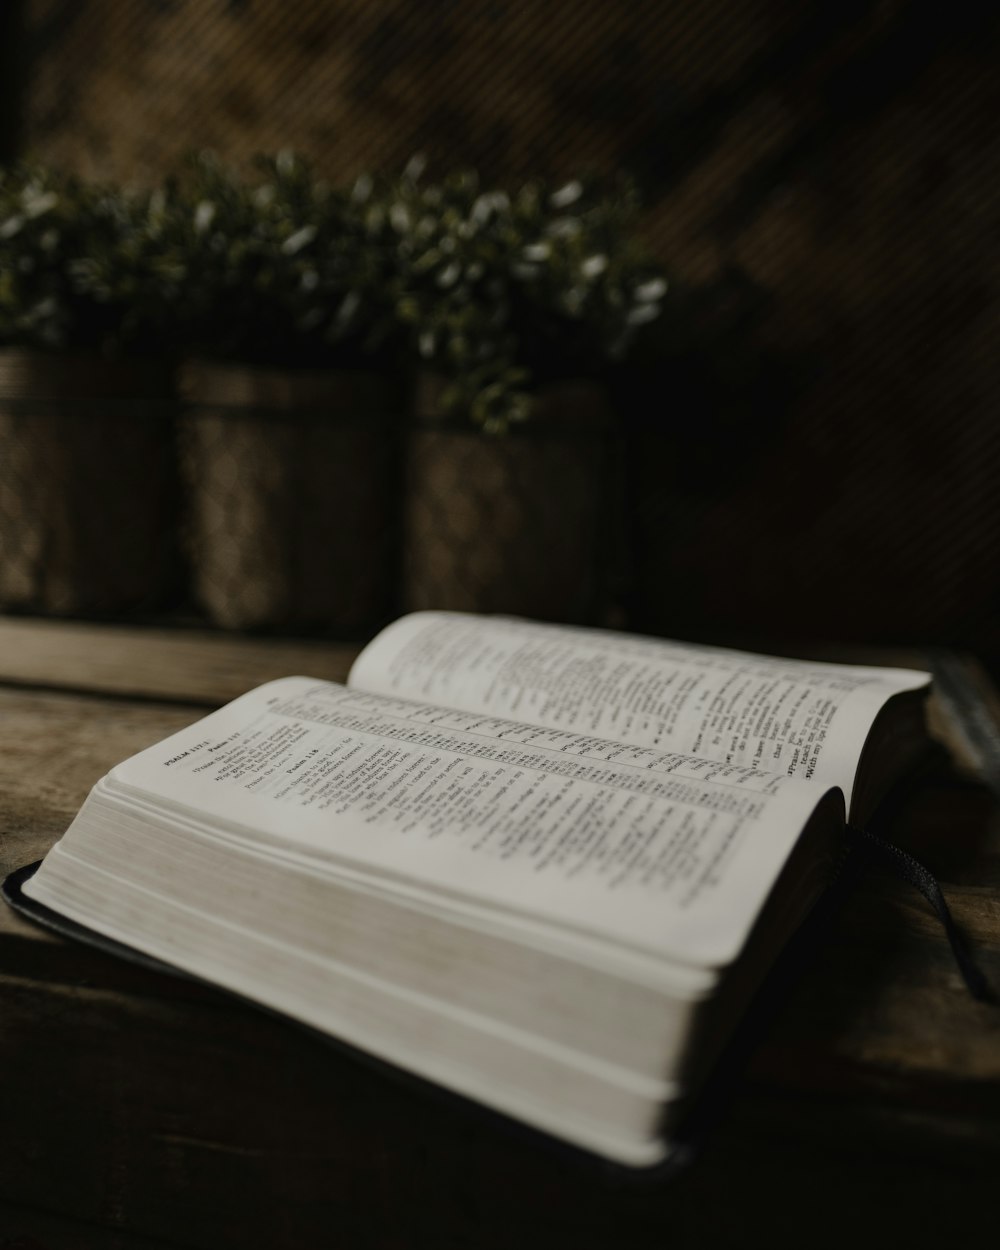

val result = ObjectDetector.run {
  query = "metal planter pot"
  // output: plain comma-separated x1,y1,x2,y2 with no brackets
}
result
180,360,400,634
404,375,616,624
0,348,179,616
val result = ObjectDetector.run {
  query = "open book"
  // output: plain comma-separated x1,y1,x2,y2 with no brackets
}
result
17,612,931,1165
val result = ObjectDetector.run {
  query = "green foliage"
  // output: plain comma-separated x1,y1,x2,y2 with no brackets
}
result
0,156,668,421
507,177,668,367
388,160,669,431
174,151,399,368
0,164,184,355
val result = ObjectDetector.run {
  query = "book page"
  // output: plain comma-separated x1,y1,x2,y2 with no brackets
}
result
349,613,930,809
100,678,837,969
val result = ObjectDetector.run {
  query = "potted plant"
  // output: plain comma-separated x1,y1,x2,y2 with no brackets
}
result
0,164,182,615
392,164,668,621
176,152,402,633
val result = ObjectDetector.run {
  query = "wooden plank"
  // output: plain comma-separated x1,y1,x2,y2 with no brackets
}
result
749,881,1000,1095
0,1201,172,1250
0,616,359,705
0,685,203,869
0,965,995,1250
0,685,205,950
0,616,966,712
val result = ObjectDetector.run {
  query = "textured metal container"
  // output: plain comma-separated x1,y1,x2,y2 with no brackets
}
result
0,349,179,616
404,375,616,624
180,360,400,633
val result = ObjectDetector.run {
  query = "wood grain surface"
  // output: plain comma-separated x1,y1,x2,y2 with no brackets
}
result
0,616,357,703
0,618,998,1248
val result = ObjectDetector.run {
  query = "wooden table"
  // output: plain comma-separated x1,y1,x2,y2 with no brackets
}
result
1,619,998,1249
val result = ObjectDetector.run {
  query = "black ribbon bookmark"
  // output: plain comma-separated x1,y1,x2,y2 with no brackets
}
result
845,824,992,1003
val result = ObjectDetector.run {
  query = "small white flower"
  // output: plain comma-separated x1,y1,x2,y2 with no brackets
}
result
580,254,607,279
23,190,58,218
336,290,360,326
626,303,661,325
522,242,551,262
471,195,494,226
471,191,507,225
194,200,216,234
404,153,427,182
634,277,668,302
281,225,317,254
546,216,582,238
390,202,412,232
351,173,373,204
549,181,583,209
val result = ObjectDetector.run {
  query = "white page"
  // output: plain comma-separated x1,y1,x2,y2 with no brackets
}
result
86,677,835,969
349,612,930,809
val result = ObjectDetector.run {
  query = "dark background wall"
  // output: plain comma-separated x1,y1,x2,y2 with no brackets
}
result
5,0,1000,659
